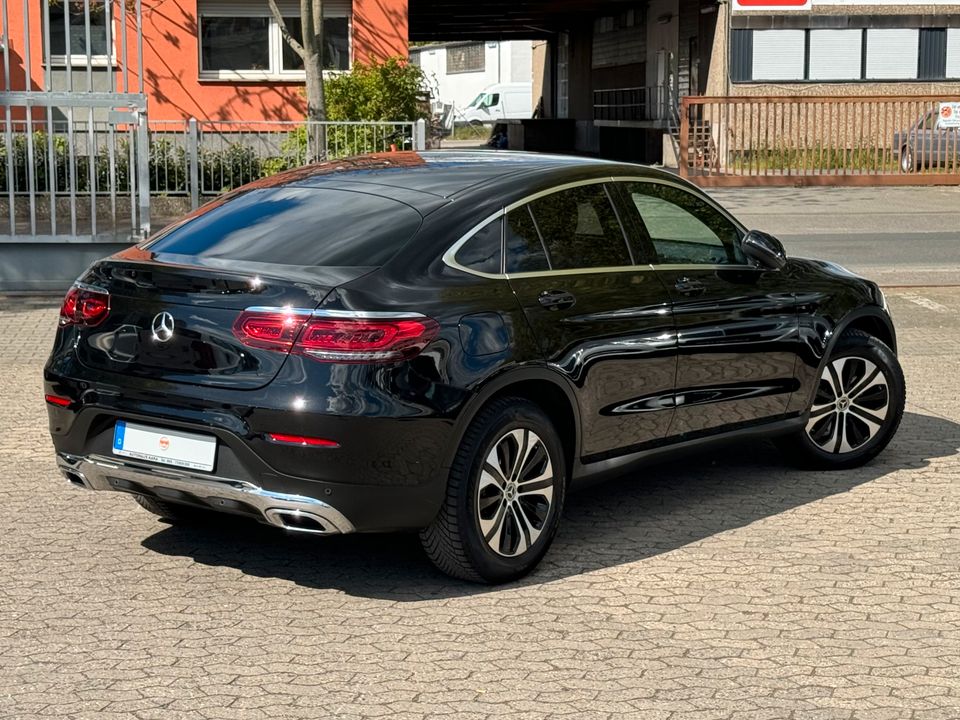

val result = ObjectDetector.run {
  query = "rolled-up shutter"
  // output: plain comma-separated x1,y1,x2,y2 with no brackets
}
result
809,30,862,81
948,29,960,79
751,30,804,81
866,29,919,80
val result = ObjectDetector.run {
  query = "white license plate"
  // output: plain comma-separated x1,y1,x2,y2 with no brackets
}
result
112,420,217,472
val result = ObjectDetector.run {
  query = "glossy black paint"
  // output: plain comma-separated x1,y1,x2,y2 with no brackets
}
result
45,151,896,533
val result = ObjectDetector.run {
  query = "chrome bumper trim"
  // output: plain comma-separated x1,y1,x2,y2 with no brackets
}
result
57,452,355,535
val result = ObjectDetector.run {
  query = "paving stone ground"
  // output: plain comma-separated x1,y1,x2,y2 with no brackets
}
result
1,289,958,719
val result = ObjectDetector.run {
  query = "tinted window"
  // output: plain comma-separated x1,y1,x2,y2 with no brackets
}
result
624,182,744,266
456,218,502,274
505,206,549,273
147,187,422,267
529,185,631,270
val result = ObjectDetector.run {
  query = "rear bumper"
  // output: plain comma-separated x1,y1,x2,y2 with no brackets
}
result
58,452,356,535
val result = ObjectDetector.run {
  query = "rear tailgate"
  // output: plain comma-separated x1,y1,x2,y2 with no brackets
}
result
74,252,372,390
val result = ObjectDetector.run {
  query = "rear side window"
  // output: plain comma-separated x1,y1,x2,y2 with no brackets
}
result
146,187,422,267
528,184,631,270
455,218,502,274
505,206,550,273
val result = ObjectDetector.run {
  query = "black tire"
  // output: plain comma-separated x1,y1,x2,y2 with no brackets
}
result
419,397,567,584
900,146,916,173
777,330,905,470
133,494,205,523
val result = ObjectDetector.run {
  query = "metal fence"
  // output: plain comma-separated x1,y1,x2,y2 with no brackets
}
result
1,118,427,238
679,95,960,187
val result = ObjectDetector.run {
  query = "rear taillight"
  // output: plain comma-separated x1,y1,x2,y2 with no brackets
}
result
59,284,110,327
232,310,439,363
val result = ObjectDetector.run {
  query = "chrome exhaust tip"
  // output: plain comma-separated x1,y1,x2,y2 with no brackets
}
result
62,470,90,489
264,508,339,535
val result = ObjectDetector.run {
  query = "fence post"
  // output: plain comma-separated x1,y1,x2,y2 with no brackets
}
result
136,110,151,239
187,118,199,210
414,119,427,152
679,98,690,179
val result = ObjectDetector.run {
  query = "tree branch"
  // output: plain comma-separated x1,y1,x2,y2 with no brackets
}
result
266,0,305,59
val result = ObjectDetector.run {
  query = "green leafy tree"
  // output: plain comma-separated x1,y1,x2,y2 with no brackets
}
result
325,57,428,122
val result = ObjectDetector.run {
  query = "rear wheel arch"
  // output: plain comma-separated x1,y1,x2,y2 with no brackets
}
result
446,368,581,480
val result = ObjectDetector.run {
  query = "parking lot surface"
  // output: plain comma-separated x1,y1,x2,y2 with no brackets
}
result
2,289,958,719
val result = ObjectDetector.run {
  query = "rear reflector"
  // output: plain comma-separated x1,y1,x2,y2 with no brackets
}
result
265,433,340,448
233,310,439,363
59,284,110,327
44,394,72,407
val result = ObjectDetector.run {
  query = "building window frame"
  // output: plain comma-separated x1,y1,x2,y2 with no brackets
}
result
198,8,351,82
731,26,960,84
44,0,118,67
446,42,485,75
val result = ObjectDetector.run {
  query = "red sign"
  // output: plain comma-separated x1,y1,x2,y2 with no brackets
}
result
734,0,811,8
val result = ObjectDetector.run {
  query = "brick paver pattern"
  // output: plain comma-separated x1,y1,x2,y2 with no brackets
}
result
1,290,958,719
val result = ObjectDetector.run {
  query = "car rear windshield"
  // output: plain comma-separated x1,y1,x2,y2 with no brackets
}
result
146,187,422,267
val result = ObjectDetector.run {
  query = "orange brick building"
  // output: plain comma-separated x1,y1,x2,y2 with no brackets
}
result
2,0,409,121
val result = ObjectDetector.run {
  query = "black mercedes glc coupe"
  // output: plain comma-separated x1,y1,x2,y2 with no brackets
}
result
46,151,904,583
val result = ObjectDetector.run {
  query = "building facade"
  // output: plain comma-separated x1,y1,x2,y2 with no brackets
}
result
410,40,533,116
2,0,409,121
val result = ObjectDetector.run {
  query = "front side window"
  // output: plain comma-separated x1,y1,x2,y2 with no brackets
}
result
623,182,743,266
528,184,631,271
47,0,111,62
199,4,350,79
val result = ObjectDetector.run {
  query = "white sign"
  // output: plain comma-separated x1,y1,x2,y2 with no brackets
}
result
939,102,960,129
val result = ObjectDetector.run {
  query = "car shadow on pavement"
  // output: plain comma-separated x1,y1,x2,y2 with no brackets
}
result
141,410,959,598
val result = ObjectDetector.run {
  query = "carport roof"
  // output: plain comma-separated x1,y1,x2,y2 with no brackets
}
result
408,0,637,41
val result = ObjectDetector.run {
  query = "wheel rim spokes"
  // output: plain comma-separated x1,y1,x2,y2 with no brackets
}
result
477,428,554,557
805,356,890,455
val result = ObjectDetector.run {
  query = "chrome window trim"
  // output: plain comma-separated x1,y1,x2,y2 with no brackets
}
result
611,175,750,236
441,210,507,280
243,306,427,319
441,175,760,280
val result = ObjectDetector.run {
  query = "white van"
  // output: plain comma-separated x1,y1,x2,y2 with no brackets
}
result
460,82,532,124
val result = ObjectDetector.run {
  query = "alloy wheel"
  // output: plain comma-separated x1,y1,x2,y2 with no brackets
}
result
805,356,890,454
476,428,555,557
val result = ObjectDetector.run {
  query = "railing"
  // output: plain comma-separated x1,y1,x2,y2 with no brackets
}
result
679,95,960,187
0,118,427,240
593,86,669,123
148,119,425,206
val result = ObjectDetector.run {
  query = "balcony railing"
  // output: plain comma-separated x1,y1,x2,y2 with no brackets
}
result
593,86,669,123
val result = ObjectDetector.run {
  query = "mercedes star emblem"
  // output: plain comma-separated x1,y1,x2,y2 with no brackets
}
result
151,311,175,343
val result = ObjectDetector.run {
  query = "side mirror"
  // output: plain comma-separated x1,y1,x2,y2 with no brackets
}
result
741,230,787,270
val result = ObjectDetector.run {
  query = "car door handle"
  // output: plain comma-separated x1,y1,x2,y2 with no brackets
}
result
538,289,576,311
674,277,706,296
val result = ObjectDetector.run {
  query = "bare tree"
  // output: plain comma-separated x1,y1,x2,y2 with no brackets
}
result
267,0,326,158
